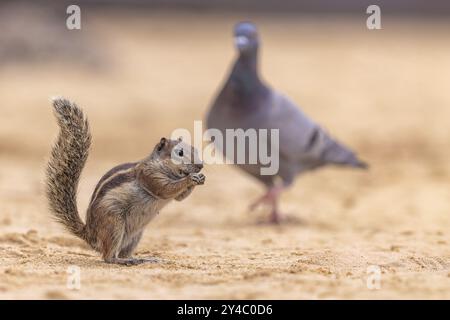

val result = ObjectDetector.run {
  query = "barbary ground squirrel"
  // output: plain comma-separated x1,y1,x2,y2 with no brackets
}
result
45,98,205,265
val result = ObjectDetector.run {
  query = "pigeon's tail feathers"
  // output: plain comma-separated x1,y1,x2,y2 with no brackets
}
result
343,156,369,170
352,159,369,170
321,140,369,170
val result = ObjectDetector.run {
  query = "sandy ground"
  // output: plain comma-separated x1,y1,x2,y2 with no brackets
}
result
0,11,449,299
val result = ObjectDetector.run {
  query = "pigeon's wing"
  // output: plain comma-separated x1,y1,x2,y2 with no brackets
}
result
262,92,317,162
265,92,367,177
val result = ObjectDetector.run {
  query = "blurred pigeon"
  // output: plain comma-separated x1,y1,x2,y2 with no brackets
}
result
206,22,368,223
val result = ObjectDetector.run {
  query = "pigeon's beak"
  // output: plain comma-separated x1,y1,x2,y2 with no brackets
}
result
234,36,250,50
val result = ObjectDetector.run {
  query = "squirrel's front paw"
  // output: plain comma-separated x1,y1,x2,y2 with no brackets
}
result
190,173,205,185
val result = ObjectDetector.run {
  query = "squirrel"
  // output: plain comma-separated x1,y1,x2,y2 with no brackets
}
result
45,98,205,265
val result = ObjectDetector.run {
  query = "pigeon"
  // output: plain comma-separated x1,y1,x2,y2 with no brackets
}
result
206,22,368,223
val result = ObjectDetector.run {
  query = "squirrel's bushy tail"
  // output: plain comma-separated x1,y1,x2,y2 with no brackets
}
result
46,98,91,240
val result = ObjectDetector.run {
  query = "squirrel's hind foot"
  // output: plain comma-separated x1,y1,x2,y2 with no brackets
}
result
137,257,160,264
105,257,159,266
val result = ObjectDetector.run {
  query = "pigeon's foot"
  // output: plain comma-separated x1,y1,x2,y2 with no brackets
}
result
269,209,282,224
256,212,306,225
250,186,292,225
249,186,284,211
254,210,284,225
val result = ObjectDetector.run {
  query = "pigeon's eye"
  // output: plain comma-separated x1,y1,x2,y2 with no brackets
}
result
177,149,184,157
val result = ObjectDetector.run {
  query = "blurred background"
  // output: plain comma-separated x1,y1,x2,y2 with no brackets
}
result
0,0,449,299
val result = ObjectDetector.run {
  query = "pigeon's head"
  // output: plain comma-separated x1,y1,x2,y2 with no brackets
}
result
234,22,259,54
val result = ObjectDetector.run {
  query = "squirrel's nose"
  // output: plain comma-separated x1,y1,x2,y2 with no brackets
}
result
196,163,203,170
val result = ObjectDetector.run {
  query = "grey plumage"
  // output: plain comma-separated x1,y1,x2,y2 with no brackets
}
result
206,22,367,221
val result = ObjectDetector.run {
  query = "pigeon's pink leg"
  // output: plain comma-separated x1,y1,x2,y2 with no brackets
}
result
249,186,284,224
269,191,281,224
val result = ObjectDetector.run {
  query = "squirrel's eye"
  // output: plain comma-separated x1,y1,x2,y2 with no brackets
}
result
178,149,184,157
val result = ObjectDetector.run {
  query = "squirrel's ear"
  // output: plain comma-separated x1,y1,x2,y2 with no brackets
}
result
157,137,168,152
